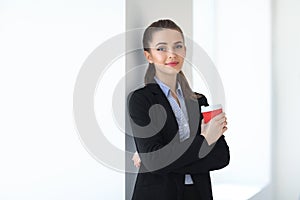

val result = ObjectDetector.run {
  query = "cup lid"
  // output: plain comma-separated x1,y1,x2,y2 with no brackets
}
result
201,104,222,112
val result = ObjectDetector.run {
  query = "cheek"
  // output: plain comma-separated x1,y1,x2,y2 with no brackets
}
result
152,53,166,62
176,50,186,59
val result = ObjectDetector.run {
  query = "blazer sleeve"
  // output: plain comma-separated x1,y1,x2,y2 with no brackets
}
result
171,93,230,174
172,135,230,174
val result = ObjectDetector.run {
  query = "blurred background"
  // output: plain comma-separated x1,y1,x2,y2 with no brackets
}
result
0,0,299,199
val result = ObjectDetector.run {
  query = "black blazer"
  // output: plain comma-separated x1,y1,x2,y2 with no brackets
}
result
128,83,230,200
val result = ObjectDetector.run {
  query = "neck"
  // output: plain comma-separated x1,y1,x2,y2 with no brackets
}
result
155,72,177,92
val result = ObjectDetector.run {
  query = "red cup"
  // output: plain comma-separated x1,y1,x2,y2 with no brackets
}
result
201,104,223,123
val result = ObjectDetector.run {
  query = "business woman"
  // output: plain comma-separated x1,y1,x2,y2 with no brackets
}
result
128,19,230,200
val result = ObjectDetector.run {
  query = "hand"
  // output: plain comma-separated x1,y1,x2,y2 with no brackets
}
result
132,151,141,168
200,112,228,145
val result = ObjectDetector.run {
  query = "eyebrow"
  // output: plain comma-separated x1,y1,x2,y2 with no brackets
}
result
155,41,183,47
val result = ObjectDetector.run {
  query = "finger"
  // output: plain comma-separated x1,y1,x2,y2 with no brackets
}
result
215,115,227,124
220,119,227,126
201,119,205,128
217,118,227,125
222,126,228,134
200,119,204,125
136,160,141,167
213,112,226,121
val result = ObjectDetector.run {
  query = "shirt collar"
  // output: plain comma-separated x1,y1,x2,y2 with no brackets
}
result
154,76,183,98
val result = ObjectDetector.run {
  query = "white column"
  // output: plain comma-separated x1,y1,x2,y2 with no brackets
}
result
125,1,193,199
273,0,300,199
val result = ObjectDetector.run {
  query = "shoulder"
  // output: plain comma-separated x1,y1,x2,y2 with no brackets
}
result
130,85,150,96
128,86,151,102
128,84,160,102
193,92,209,107
127,85,155,111
127,86,157,124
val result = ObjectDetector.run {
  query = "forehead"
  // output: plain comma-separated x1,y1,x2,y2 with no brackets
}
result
150,29,184,44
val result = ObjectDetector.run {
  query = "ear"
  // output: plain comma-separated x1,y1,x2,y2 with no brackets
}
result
144,51,153,63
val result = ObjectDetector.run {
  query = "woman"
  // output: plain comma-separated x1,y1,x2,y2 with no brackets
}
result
128,19,230,200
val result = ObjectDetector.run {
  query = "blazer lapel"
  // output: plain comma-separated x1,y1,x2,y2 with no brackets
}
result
146,83,179,138
146,83,201,138
185,96,201,136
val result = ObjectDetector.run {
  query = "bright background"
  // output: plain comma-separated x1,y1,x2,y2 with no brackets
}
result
1,0,300,199
0,1,125,199
193,1,271,199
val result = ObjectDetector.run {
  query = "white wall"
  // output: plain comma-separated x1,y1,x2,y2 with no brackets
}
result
0,1,125,199
194,0,300,199
214,0,272,187
194,0,272,199
272,0,300,199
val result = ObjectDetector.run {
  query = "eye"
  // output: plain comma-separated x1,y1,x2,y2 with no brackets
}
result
175,44,183,49
156,46,167,51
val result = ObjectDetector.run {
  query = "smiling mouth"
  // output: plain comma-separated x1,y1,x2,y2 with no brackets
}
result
165,62,179,67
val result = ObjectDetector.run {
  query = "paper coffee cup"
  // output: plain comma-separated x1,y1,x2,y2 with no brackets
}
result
201,104,223,123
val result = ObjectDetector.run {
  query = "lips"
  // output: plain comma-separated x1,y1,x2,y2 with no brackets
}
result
165,61,179,67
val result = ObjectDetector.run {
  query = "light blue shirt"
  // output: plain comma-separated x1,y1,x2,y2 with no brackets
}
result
154,76,194,185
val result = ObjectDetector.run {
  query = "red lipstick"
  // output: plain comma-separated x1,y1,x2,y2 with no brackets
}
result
166,61,179,67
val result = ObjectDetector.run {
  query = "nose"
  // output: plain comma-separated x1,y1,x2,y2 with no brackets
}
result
167,49,177,58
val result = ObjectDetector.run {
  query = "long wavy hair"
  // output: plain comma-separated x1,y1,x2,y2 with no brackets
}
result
143,19,199,99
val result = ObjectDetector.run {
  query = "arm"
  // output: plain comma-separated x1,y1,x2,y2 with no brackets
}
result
181,93,230,173
128,90,206,174
173,135,230,174
132,136,230,174
128,90,229,174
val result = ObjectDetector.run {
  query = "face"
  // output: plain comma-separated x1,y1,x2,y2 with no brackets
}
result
144,29,186,76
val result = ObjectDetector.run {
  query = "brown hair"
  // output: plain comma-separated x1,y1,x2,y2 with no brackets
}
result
143,19,199,99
